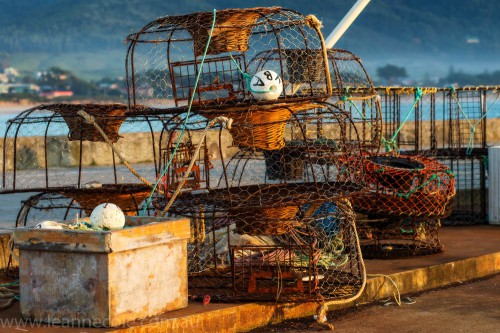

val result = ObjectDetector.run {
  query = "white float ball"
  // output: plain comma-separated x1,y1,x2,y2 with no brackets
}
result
250,70,283,101
90,203,125,230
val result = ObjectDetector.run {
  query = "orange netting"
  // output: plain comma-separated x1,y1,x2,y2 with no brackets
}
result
351,154,456,218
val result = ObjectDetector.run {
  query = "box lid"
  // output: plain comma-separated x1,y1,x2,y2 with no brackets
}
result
13,216,190,253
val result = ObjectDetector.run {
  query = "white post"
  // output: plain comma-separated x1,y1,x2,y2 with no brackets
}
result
324,0,371,49
489,146,500,224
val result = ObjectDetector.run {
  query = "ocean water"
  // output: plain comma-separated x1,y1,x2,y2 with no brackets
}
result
0,110,208,138
1,94,500,138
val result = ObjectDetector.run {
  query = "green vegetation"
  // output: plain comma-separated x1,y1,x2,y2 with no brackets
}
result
372,64,500,86
438,67,500,86
376,65,408,85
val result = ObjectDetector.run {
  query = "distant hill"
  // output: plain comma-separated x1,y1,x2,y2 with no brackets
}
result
1,0,499,80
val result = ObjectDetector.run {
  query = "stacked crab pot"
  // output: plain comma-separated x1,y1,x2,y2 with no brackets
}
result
124,7,379,302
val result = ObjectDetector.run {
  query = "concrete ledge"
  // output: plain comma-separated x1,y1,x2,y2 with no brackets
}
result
112,251,500,332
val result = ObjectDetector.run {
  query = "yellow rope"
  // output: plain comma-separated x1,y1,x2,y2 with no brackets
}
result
0,296,15,310
339,93,379,101
159,116,233,217
77,109,233,217
7,236,18,264
0,283,19,310
378,86,437,96
77,110,165,195
374,86,500,94
366,274,401,306
334,86,500,95
305,14,332,96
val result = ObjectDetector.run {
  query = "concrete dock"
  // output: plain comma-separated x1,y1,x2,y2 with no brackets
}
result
0,225,498,332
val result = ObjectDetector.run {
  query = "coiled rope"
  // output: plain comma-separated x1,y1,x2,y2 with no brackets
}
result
314,198,366,330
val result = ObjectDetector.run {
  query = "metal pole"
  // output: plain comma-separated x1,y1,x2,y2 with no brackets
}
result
324,0,371,48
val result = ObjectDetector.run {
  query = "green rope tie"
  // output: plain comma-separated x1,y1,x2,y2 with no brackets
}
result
342,86,373,125
450,86,499,155
0,280,19,288
397,173,440,199
482,155,489,172
385,87,423,153
228,52,274,94
382,137,399,153
142,9,218,215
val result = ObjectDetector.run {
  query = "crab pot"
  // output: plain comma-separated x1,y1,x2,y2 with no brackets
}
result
14,216,189,327
366,155,425,190
125,7,332,108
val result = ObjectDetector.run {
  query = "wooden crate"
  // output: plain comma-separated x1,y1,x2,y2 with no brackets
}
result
13,216,190,327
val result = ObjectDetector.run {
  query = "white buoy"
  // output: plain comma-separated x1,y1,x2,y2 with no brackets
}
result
250,70,283,101
90,203,125,230
34,221,65,229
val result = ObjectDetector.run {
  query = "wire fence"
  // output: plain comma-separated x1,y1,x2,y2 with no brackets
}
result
374,86,499,224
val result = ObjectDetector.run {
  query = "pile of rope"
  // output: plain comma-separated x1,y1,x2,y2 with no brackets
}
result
0,281,18,310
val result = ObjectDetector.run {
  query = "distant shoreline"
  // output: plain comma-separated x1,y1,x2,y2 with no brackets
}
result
0,101,36,115
0,99,122,115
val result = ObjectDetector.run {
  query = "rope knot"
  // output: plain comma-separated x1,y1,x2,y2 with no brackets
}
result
209,116,233,130
305,14,323,29
415,86,423,100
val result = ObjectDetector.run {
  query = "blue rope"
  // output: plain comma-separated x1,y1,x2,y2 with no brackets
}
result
141,9,218,215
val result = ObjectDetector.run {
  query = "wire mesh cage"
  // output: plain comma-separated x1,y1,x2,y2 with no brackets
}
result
186,199,365,302
357,217,444,259
328,49,375,92
0,6,388,305
0,103,169,224
159,101,367,212
445,88,487,152
1,103,162,193
125,7,332,109
378,87,438,154
15,192,85,228
149,101,368,302
350,153,455,219
326,49,382,152
14,186,152,228
375,86,498,223
435,155,487,224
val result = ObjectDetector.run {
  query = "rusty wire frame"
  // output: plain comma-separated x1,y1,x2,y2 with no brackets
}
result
373,86,499,224
153,100,369,302
4,4,496,302
125,7,332,110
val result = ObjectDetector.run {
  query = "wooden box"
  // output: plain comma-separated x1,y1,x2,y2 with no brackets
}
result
13,216,190,327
